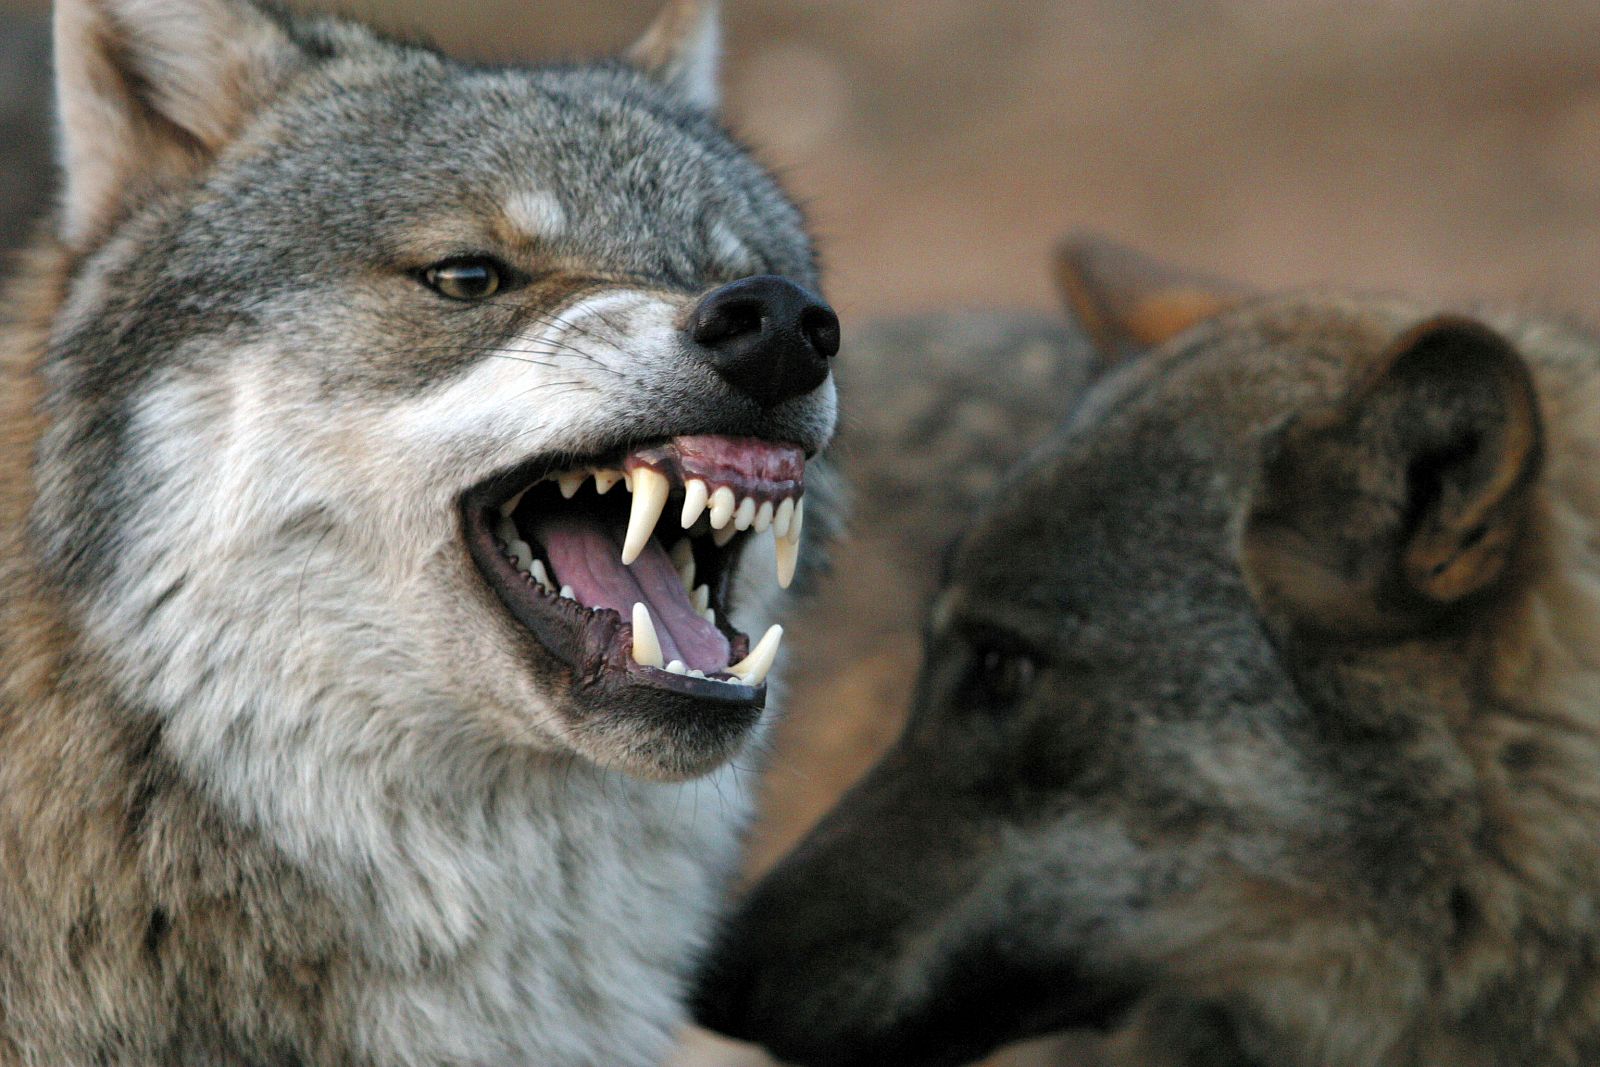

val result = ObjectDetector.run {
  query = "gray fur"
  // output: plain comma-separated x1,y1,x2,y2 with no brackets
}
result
0,0,836,1064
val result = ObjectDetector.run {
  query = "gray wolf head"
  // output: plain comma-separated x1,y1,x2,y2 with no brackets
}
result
36,0,837,790
696,237,1600,1066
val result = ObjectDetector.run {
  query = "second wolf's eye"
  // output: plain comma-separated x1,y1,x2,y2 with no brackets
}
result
422,257,503,301
967,647,1037,709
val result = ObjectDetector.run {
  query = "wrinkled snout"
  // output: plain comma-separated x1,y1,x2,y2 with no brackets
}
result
688,275,840,409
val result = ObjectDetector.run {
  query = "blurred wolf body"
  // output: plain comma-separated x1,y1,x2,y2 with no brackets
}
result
698,239,1600,1067
0,0,842,1064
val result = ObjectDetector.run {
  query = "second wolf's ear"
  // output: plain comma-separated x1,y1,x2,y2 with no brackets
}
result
1055,234,1252,367
627,0,720,112
1243,317,1543,639
54,0,301,247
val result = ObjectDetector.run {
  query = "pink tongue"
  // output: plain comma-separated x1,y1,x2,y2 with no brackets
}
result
528,512,731,674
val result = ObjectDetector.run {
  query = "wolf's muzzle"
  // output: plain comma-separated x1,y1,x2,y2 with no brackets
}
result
689,275,839,409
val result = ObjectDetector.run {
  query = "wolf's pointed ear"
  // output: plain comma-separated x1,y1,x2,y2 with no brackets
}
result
1055,234,1252,367
626,0,720,112
1243,317,1544,639
53,0,301,247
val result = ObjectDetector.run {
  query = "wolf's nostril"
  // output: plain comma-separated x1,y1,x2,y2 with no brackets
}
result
688,275,838,409
801,306,841,358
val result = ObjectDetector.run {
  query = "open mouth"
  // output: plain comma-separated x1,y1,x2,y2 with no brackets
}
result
463,435,804,704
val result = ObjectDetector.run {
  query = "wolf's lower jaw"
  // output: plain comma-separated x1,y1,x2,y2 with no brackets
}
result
464,434,801,704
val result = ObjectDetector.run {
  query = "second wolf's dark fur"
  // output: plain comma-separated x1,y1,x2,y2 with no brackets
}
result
697,240,1600,1067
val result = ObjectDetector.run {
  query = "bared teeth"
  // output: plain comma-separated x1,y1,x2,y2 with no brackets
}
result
558,471,587,499
773,498,795,540
666,659,688,675
529,559,555,594
593,469,623,495
775,532,799,589
559,585,575,600
631,603,665,668
728,624,783,686
734,497,757,531
681,479,709,528
671,540,696,590
709,486,737,530
622,468,671,565
754,501,774,534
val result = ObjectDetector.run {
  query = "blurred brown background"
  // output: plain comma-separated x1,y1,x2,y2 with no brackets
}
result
4,0,1600,1063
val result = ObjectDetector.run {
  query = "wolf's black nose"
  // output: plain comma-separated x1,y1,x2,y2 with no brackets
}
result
689,276,839,408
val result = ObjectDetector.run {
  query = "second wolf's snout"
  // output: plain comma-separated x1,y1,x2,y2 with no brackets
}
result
689,274,840,408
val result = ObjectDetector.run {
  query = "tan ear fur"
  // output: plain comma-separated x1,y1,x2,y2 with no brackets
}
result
53,0,299,247
1054,233,1252,366
626,0,720,112
1243,316,1544,639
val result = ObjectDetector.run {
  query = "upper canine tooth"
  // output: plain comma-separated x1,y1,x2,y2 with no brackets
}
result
774,497,796,539
734,497,757,531
622,468,671,565
681,479,710,528
558,471,586,499
631,602,666,668
593,470,623,495
728,624,783,686
709,486,737,529
753,500,774,533
671,540,696,589
775,532,799,589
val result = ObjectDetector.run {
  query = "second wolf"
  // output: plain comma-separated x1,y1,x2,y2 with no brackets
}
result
698,239,1600,1067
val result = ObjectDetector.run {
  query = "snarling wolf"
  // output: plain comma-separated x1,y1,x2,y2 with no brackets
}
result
0,0,838,1062
696,237,1600,1067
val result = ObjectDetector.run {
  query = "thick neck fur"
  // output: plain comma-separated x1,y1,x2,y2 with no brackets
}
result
0,241,753,1066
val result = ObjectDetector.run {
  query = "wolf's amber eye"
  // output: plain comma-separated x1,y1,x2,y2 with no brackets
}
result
422,257,503,301
967,647,1037,709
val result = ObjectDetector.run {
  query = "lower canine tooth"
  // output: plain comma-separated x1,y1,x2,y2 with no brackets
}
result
728,624,783,686
622,468,671,566
693,585,710,613
775,532,799,589
631,603,665,668
709,486,737,529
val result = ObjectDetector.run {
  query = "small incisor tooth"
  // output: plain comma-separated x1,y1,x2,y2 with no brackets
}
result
773,497,796,539
631,603,665,668
593,470,623,495
728,624,783,686
622,468,671,565
558,471,586,499
709,486,737,529
775,532,799,589
671,540,696,589
733,497,757,531
753,500,774,534
681,479,710,528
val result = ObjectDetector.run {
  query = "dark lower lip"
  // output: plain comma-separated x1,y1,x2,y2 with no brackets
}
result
461,502,764,708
